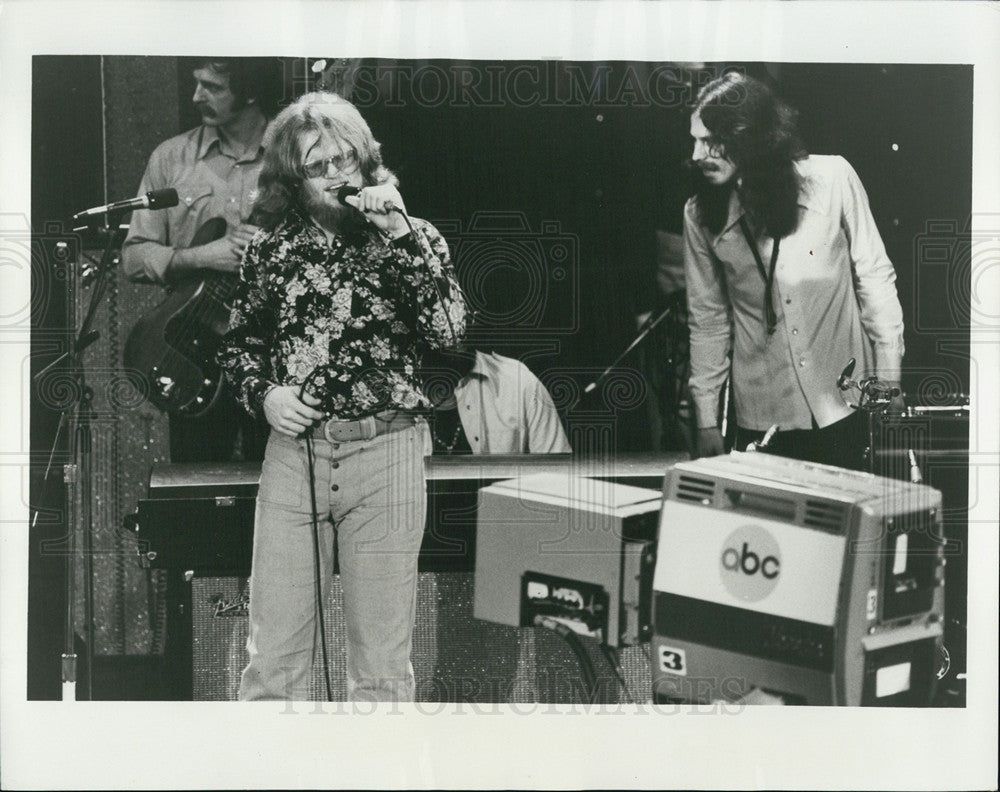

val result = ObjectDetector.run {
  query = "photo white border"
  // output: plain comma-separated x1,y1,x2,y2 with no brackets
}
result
2,1,997,789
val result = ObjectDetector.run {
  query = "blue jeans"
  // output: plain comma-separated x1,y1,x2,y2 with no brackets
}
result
239,421,429,701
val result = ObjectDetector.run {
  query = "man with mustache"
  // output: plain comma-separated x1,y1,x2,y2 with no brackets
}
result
684,72,905,470
122,58,279,462
218,91,467,701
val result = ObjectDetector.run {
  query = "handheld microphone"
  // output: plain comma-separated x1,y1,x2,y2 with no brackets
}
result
73,188,179,221
335,185,360,205
336,185,399,214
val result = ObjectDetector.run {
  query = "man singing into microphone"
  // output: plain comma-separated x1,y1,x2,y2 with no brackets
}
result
218,91,467,701
684,72,905,470
121,57,281,462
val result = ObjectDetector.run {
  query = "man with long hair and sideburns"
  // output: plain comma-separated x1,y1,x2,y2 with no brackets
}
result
684,72,905,469
218,92,466,701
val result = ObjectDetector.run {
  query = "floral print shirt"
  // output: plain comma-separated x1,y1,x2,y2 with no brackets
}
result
218,205,467,419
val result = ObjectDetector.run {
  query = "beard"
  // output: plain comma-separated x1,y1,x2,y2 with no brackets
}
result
301,188,362,234
692,170,736,235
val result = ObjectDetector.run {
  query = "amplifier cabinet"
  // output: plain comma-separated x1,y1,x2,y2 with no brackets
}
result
136,462,259,575
651,452,946,706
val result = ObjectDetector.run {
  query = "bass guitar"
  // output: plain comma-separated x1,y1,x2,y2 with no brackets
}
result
124,218,239,417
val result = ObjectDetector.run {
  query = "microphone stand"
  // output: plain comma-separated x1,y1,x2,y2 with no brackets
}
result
566,303,675,413
836,357,900,475
32,210,127,700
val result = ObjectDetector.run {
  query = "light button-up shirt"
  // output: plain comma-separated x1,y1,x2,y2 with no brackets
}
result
122,124,266,283
684,155,905,432
453,352,571,454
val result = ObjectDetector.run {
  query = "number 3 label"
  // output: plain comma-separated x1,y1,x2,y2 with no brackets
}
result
658,645,687,676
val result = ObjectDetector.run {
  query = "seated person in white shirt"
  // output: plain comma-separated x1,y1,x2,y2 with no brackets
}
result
421,345,571,455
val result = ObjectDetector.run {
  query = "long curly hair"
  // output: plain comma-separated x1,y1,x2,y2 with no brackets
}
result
691,72,807,238
249,91,397,230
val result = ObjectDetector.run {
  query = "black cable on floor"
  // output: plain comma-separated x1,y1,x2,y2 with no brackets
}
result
599,643,635,705
533,615,598,704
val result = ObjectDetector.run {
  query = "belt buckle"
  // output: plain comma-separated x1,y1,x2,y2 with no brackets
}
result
322,415,377,443
322,419,339,443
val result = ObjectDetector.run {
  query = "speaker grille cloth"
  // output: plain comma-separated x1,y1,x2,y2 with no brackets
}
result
191,572,650,702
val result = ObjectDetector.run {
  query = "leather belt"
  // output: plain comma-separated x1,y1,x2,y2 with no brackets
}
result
316,409,418,443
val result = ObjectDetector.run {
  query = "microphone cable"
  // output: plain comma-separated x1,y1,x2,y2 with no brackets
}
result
338,185,467,348
298,369,335,702
397,209,462,347
301,191,470,701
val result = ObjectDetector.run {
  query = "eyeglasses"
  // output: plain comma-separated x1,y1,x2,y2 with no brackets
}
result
301,151,359,179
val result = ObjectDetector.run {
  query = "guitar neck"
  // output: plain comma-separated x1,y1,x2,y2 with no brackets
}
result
201,272,239,305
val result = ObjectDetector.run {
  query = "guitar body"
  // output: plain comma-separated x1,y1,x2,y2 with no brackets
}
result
124,218,236,417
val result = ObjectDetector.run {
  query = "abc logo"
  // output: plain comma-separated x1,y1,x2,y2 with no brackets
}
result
719,525,782,602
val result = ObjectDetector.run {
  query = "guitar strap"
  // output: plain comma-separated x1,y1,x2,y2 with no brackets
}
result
738,216,781,336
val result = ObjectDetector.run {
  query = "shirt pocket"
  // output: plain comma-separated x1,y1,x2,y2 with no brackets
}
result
175,179,215,210
169,180,228,248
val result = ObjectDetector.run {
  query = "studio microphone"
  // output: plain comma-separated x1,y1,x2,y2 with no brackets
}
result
837,358,856,390
73,188,179,221
336,185,399,214
865,379,901,400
